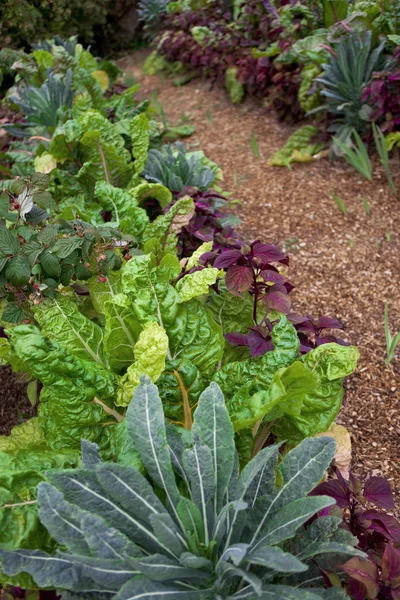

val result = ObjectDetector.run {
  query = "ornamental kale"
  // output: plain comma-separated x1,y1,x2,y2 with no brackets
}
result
0,377,363,598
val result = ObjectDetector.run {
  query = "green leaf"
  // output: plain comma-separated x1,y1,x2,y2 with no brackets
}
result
131,113,150,178
40,249,61,277
2,302,24,323
176,268,220,302
33,296,106,367
213,316,299,429
126,377,182,514
273,343,359,442
157,358,205,429
192,383,235,515
142,196,195,255
52,236,84,259
116,321,169,406
6,255,31,285
0,228,20,255
103,293,142,373
129,181,172,210
37,224,58,245
245,545,308,572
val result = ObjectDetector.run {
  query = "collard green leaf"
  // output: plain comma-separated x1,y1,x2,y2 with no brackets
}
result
0,550,82,590
245,545,307,572
37,482,89,554
81,512,142,559
182,442,215,542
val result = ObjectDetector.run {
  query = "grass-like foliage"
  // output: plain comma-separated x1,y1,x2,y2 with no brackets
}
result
0,377,362,599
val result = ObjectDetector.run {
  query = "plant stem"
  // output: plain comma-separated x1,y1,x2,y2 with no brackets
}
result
98,143,110,184
92,397,123,422
0,500,37,509
174,369,193,430
251,420,275,458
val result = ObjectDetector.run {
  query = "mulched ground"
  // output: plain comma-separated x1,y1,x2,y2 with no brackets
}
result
120,52,400,505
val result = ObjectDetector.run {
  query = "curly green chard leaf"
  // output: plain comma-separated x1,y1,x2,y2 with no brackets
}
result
116,321,169,407
273,343,360,442
33,295,106,367
213,315,299,402
6,325,118,450
103,293,142,373
176,268,220,302
142,196,195,256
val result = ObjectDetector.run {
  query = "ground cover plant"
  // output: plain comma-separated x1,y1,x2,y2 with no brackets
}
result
0,33,375,600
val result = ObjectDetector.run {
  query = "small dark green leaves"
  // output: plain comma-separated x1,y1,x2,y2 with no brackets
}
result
37,224,58,245
31,173,50,189
2,302,24,323
40,249,62,277
52,236,84,259
6,255,31,285
0,228,20,255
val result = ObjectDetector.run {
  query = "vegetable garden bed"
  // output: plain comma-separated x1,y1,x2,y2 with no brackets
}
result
121,51,400,503
0,30,399,600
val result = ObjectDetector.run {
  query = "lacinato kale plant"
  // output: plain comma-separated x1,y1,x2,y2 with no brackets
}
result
0,377,363,598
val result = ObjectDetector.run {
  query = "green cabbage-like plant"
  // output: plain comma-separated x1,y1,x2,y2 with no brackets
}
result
0,376,363,598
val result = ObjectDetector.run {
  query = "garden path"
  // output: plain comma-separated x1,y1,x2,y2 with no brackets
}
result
121,51,400,504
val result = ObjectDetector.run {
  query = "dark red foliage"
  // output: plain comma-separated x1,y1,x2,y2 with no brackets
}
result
312,469,400,600
174,187,240,258
362,69,400,133
158,0,305,122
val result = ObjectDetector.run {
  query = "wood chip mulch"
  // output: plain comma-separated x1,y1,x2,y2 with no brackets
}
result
120,52,400,511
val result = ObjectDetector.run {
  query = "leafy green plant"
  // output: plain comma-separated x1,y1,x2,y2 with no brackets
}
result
0,376,363,597
384,301,400,365
224,66,245,104
313,31,385,138
269,126,325,168
333,130,373,181
372,123,397,196
8,70,73,130
143,142,217,191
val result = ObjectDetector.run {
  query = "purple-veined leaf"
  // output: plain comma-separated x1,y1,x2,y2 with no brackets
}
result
310,479,351,509
226,265,253,296
214,249,242,269
263,290,291,315
248,327,274,357
363,476,394,510
251,242,286,264
363,510,400,542
341,557,380,600
224,332,249,346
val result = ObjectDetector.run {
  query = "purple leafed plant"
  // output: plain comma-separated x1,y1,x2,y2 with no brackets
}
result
312,469,400,599
362,69,400,133
200,241,344,357
175,187,240,257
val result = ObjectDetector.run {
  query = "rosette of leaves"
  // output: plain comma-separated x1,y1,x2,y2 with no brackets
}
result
312,31,386,139
0,377,363,598
143,142,217,192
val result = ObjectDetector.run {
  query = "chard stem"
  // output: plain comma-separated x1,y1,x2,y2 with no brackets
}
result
93,397,123,422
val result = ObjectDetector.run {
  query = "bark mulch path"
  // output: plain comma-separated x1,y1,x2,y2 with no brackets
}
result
120,52,400,506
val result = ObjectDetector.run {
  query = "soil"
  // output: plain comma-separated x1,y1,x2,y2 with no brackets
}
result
120,51,400,505
0,366,36,435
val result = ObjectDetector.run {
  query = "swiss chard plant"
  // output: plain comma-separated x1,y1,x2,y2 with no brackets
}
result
0,377,363,598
